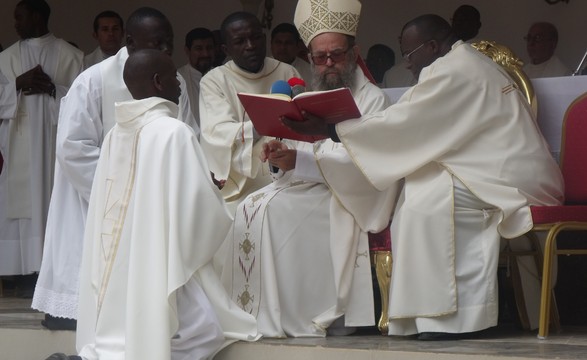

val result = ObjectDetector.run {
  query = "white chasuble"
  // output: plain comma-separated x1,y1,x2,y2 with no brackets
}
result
332,41,564,335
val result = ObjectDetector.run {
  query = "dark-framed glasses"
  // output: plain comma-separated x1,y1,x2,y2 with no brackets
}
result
311,48,349,65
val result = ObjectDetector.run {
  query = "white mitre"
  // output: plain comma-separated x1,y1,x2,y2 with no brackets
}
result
294,0,361,46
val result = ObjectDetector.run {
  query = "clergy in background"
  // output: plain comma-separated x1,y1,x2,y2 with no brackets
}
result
0,0,83,281
83,10,124,69
270,22,313,87
178,27,215,129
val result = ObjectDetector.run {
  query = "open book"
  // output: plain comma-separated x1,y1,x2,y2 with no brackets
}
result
238,87,361,142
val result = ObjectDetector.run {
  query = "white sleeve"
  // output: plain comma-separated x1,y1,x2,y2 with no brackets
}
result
56,69,104,202
292,149,324,183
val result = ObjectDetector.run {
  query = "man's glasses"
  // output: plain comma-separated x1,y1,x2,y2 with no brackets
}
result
401,40,431,62
311,48,349,65
523,35,554,44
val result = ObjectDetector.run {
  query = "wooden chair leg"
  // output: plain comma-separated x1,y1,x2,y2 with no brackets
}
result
374,250,392,334
538,225,562,339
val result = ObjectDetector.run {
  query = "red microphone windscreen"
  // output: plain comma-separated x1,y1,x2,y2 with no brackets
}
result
287,77,306,87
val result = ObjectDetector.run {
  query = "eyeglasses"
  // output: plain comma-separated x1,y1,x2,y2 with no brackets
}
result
401,41,430,62
311,48,349,65
523,35,554,44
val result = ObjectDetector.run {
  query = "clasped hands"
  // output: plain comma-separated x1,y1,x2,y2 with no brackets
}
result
260,140,296,172
16,65,56,97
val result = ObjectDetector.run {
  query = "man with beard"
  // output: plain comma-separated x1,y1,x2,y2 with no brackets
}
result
199,12,299,212
220,0,395,337
178,27,215,128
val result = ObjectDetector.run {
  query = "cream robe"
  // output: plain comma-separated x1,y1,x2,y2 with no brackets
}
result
0,34,83,275
32,47,197,319
178,64,203,128
330,41,564,335
199,58,299,211
222,69,397,337
77,97,258,360
523,55,571,79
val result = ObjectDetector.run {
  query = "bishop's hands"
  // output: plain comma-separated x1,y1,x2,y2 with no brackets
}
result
16,65,56,97
261,139,296,172
281,110,330,137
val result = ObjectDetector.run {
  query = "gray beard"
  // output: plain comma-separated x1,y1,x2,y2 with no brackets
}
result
311,61,357,91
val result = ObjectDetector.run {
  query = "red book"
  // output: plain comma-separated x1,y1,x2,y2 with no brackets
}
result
238,87,361,143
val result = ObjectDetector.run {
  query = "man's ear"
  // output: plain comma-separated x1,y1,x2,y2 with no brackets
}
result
126,35,134,53
351,44,360,62
92,32,98,41
221,43,229,57
153,73,163,92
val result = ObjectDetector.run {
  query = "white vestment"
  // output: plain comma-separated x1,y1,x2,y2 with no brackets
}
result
178,64,203,129
83,47,108,69
523,55,571,79
77,97,258,360
32,47,198,319
222,69,396,337
0,34,83,275
199,57,299,212
329,41,564,335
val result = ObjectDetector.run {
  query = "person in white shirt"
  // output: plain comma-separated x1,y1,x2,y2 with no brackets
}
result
523,22,571,78
83,10,124,69
366,43,395,86
451,4,482,43
0,0,83,288
270,22,313,87
178,27,215,128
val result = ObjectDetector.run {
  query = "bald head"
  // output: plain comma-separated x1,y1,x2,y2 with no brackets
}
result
123,49,181,104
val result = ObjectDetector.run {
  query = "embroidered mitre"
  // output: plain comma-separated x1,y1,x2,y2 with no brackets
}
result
294,0,361,46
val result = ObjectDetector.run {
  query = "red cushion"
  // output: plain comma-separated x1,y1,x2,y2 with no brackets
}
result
561,94,587,203
530,205,587,224
368,226,391,251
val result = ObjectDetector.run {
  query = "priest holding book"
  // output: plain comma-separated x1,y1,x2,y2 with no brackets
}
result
221,0,397,337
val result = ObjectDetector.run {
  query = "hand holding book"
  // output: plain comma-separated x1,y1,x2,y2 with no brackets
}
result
238,84,361,142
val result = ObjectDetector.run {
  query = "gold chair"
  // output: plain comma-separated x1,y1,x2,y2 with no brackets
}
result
368,228,391,334
471,40,537,115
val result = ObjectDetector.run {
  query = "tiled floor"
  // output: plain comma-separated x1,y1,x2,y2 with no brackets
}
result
2,294,587,360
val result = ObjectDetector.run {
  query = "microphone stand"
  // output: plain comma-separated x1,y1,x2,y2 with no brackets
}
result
572,47,587,76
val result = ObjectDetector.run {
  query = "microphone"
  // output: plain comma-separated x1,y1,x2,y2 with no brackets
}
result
270,80,292,97
288,77,306,97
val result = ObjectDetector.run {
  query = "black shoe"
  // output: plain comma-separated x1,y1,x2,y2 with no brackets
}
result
417,331,475,341
44,354,81,360
41,314,77,331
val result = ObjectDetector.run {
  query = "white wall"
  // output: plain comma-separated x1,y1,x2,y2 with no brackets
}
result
1,0,585,72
